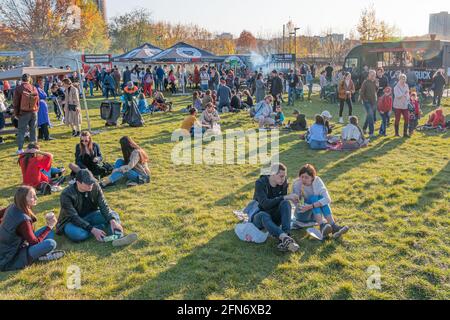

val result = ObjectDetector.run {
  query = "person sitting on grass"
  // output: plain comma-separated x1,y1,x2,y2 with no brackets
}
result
321,110,333,134
100,136,151,188
230,90,243,112
69,131,113,180
306,115,329,150
181,107,205,136
253,95,275,130
341,116,368,150
426,108,446,129
192,91,203,112
56,169,138,246
201,103,220,132
241,90,254,109
286,110,308,131
137,93,151,114
275,105,285,127
293,164,349,240
152,91,172,112
0,186,64,272
251,163,300,253
201,90,213,111
18,143,65,195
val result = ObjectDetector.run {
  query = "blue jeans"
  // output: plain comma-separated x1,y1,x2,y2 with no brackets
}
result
41,167,63,180
288,87,296,105
28,227,56,262
252,200,292,238
109,159,150,184
363,101,375,135
201,84,208,92
296,195,332,223
309,140,328,150
64,210,121,242
89,81,94,96
379,111,389,135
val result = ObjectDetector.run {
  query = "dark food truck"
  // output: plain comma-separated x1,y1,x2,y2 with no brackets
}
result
344,40,450,88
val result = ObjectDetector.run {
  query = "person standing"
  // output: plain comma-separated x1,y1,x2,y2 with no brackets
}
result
270,70,283,111
35,78,53,141
287,69,299,106
432,69,447,107
393,74,410,138
338,72,355,123
359,70,378,138
62,79,82,137
255,73,266,103
112,67,121,95
13,74,39,155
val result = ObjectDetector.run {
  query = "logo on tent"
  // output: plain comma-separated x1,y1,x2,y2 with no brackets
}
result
176,47,202,58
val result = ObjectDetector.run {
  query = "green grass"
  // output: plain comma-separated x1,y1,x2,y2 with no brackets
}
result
0,90,449,300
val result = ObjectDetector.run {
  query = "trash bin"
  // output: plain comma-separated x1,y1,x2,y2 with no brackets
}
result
100,101,122,126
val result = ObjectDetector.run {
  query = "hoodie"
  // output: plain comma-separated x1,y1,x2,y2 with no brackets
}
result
253,175,288,215
428,109,446,128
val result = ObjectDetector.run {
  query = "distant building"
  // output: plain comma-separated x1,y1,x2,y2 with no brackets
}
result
429,11,450,38
216,33,234,40
314,34,345,46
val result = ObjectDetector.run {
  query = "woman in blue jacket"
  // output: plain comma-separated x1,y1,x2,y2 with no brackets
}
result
36,78,53,141
307,115,329,150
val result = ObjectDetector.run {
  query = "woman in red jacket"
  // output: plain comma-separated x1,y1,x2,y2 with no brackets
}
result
18,143,64,193
0,186,64,271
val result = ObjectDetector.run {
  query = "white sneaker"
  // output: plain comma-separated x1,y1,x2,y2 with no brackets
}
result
16,149,24,155
339,117,344,124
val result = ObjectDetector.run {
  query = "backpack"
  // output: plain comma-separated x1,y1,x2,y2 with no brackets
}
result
20,86,39,113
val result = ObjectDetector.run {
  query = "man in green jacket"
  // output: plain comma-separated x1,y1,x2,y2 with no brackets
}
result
57,169,137,247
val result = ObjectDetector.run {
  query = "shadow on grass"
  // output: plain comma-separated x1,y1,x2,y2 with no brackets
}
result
124,230,290,299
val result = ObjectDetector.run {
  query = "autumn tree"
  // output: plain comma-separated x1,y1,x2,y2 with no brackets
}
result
0,0,109,63
236,30,257,53
357,5,399,42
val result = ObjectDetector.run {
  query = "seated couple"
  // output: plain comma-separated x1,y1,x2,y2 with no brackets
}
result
249,163,349,253
18,143,65,195
181,103,221,136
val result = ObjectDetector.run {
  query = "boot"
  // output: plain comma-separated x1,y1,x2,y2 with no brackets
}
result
403,123,409,138
394,124,400,137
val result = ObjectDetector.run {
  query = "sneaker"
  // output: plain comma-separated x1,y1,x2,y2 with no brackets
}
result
277,236,300,253
126,180,138,188
16,149,24,155
38,250,65,262
339,117,344,124
112,233,138,247
72,130,76,137
320,223,333,239
332,225,350,239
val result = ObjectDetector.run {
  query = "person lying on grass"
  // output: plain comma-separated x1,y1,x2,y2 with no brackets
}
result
293,164,349,240
69,131,113,181
18,143,65,195
100,136,151,188
251,163,300,253
57,169,138,246
0,186,64,272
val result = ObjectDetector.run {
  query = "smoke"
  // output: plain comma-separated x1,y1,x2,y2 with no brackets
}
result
249,51,272,75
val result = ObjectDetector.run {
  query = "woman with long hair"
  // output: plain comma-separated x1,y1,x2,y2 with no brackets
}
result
62,78,82,137
0,186,64,271
69,131,112,179
101,136,150,188
306,115,329,150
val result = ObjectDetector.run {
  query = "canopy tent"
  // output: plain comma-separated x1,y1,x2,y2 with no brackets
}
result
145,42,223,64
112,43,162,63
0,66,73,81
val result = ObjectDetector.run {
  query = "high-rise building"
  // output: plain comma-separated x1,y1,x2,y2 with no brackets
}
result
429,11,450,38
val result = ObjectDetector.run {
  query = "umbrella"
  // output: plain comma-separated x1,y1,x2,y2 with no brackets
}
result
0,66,73,81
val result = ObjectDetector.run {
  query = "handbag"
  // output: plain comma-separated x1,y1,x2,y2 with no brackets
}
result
68,104,77,112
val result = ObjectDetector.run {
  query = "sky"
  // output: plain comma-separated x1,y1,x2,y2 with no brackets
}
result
106,0,449,38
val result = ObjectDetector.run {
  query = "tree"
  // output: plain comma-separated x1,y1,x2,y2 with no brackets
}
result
357,5,400,42
0,0,108,63
236,30,257,53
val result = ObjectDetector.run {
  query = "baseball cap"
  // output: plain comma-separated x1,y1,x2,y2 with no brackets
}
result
321,111,332,119
235,223,269,244
76,169,97,185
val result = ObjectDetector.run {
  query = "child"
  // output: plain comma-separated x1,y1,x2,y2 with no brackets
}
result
287,110,308,131
275,105,285,127
377,87,393,136
137,93,151,114
408,92,421,136
427,108,446,129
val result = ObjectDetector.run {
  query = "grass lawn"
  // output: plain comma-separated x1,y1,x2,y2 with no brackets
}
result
0,90,449,300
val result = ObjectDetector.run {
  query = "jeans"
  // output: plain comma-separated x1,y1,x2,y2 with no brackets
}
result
17,112,37,150
41,167,63,180
379,112,390,135
363,101,375,135
28,227,57,262
104,87,116,99
309,140,328,150
109,159,150,184
288,87,296,105
218,101,231,112
64,210,121,242
296,195,332,222
339,98,353,117
201,84,208,92
252,200,292,238
307,84,313,100
89,81,94,96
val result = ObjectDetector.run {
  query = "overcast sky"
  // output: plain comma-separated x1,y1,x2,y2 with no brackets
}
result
106,0,449,38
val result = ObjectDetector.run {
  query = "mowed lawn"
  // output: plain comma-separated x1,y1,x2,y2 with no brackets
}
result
0,89,449,300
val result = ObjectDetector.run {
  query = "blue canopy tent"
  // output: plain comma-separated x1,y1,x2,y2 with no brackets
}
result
144,42,224,64
112,43,162,63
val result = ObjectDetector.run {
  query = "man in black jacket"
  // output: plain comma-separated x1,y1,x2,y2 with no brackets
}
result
270,70,283,111
287,69,299,106
57,170,137,247
251,163,300,253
